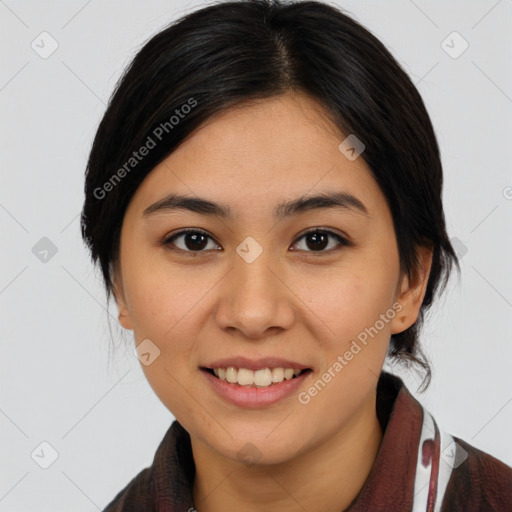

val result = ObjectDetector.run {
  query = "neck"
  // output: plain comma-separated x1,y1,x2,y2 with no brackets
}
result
191,392,383,512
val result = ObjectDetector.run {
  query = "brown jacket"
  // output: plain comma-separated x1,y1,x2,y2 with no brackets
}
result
103,372,512,511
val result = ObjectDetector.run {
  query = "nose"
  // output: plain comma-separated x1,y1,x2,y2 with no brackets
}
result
214,241,296,339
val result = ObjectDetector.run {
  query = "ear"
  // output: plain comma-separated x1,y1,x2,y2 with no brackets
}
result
112,270,134,331
390,246,433,335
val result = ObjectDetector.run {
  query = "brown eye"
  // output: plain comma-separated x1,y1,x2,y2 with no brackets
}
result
162,227,348,255
291,229,347,253
163,229,219,253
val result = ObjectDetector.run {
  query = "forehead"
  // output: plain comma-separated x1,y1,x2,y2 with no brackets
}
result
126,93,386,221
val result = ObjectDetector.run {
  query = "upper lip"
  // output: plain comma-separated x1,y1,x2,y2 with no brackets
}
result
203,357,311,371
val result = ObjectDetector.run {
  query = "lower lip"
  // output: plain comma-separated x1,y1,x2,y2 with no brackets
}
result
201,369,311,408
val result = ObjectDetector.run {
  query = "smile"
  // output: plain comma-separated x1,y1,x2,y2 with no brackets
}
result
204,366,311,388
200,365,313,408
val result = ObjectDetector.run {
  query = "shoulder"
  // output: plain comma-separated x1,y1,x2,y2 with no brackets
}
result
101,420,195,511
378,372,512,511
102,467,153,512
441,436,512,512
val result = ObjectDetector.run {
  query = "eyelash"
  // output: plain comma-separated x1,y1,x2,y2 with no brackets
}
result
160,227,349,256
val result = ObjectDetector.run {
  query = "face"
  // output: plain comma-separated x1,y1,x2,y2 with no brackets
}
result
114,93,430,465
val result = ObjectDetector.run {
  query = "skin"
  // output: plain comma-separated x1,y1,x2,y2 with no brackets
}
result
113,92,433,512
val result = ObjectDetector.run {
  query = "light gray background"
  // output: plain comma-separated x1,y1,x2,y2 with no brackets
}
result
1,0,511,510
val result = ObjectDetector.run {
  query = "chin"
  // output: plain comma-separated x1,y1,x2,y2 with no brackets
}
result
203,425,309,467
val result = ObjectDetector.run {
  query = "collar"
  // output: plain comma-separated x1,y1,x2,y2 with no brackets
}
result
346,372,454,511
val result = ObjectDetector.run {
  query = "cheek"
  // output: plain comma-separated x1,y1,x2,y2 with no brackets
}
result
294,267,397,426
121,252,205,340
300,260,399,342
123,259,207,421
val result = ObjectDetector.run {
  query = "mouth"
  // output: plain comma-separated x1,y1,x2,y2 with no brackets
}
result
200,366,313,388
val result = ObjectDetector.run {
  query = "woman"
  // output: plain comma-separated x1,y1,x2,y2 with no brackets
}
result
81,0,512,510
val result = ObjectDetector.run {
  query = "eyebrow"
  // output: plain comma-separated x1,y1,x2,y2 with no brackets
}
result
142,191,369,219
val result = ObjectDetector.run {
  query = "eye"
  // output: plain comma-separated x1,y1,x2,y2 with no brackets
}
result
291,228,348,253
161,227,348,255
162,229,220,254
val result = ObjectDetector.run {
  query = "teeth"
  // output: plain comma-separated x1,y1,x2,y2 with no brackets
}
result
254,368,272,387
211,366,305,387
237,368,254,386
226,367,238,383
271,367,284,382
